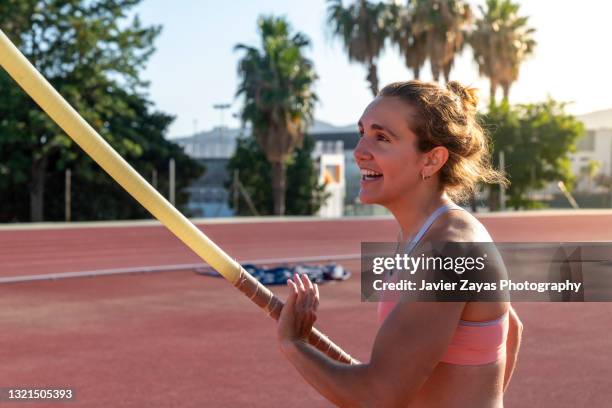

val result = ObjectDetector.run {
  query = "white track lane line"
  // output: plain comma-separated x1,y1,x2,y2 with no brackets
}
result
0,253,361,284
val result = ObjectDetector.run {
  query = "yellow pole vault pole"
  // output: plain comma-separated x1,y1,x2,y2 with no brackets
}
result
0,29,355,364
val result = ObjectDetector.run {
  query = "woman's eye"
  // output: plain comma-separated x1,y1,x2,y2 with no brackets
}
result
377,134,389,142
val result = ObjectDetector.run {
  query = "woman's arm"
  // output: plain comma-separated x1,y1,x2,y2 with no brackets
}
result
503,305,523,392
278,274,465,407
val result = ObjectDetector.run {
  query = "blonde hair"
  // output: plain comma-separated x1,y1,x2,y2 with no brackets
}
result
378,80,508,202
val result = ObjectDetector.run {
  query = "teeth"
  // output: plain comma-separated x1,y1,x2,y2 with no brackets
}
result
360,169,382,177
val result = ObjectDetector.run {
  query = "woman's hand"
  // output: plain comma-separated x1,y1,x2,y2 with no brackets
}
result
277,273,320,350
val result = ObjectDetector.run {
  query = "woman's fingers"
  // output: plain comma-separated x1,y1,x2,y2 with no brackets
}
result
300,274,314,310
292,274,318,313
307,277,317,311
285,279,298,309
293,273,305,311
278,275,321,343
294,273,305,292
287,278,298,296
302,273,314,291
277,278,300,343
283,274,320,339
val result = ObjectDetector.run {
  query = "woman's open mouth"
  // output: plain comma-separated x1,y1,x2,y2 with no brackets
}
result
360,168,383,182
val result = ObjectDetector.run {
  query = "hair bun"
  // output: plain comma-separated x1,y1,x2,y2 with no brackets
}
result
446,81,479,112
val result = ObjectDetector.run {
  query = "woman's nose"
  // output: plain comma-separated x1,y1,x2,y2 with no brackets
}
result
353,138,373,162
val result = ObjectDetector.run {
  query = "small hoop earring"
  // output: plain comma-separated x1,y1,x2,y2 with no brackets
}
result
421,173,431,181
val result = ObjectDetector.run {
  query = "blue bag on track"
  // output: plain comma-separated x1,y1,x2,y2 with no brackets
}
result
197,262,350,285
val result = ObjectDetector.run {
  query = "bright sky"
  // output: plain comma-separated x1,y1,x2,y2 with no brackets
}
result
135,0,612,139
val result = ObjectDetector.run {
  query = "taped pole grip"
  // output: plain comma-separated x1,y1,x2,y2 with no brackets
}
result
233,266,356,364
0,29,356,364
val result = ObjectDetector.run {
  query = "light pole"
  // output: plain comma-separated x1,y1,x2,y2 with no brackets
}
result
213,103,231,129
169,158,176,206
213,103,231,157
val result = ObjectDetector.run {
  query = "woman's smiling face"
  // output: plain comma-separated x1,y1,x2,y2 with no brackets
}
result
353,96,425,206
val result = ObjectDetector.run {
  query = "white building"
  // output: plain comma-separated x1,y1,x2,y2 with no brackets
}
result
171,126,244,217
571,109,612,192
173,126,243,159
313,140,345,218
523,109,612,204
172,121,355,217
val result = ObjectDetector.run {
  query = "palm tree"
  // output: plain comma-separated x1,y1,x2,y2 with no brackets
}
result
411,0,472,83
469,0,536,103
388,2,428,79
235,16,318,215
326,0,391,96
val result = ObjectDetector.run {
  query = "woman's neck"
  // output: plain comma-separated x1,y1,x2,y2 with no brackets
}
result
386,190,454,242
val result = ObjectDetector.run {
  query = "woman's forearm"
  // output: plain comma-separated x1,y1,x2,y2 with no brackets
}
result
281,340,377,407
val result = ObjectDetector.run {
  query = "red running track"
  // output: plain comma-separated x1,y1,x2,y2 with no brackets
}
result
1,213,611,407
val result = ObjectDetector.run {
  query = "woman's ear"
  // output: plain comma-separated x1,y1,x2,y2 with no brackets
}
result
422,146,448,178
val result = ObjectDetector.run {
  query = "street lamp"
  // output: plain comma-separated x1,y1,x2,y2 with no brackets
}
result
213,103,231,129
213,103,231,158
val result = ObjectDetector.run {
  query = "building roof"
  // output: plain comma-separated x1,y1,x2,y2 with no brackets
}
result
577,109,612,130
171,120,360,159
309,120,357,135
171,108,612,158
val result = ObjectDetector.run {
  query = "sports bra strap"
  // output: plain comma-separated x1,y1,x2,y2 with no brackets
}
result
403,203,466,255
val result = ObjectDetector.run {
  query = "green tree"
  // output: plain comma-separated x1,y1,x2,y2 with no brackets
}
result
285,135,329,215
226,135,327,216
44,91,203,221
326,0,391,95
235,16,318,215
0,0,203,221
469,0,536,102
411,0,472,82
388,1,427,79
482,99,584,209
225,136,273,216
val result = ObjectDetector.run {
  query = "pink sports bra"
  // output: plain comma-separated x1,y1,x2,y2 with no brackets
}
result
377,301,508,365
377,203,509,366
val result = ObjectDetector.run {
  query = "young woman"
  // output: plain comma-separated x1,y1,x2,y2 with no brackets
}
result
277,80,523,407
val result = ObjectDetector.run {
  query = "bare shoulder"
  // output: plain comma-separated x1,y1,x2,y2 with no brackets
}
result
428,208,492,242
426,208,507,320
